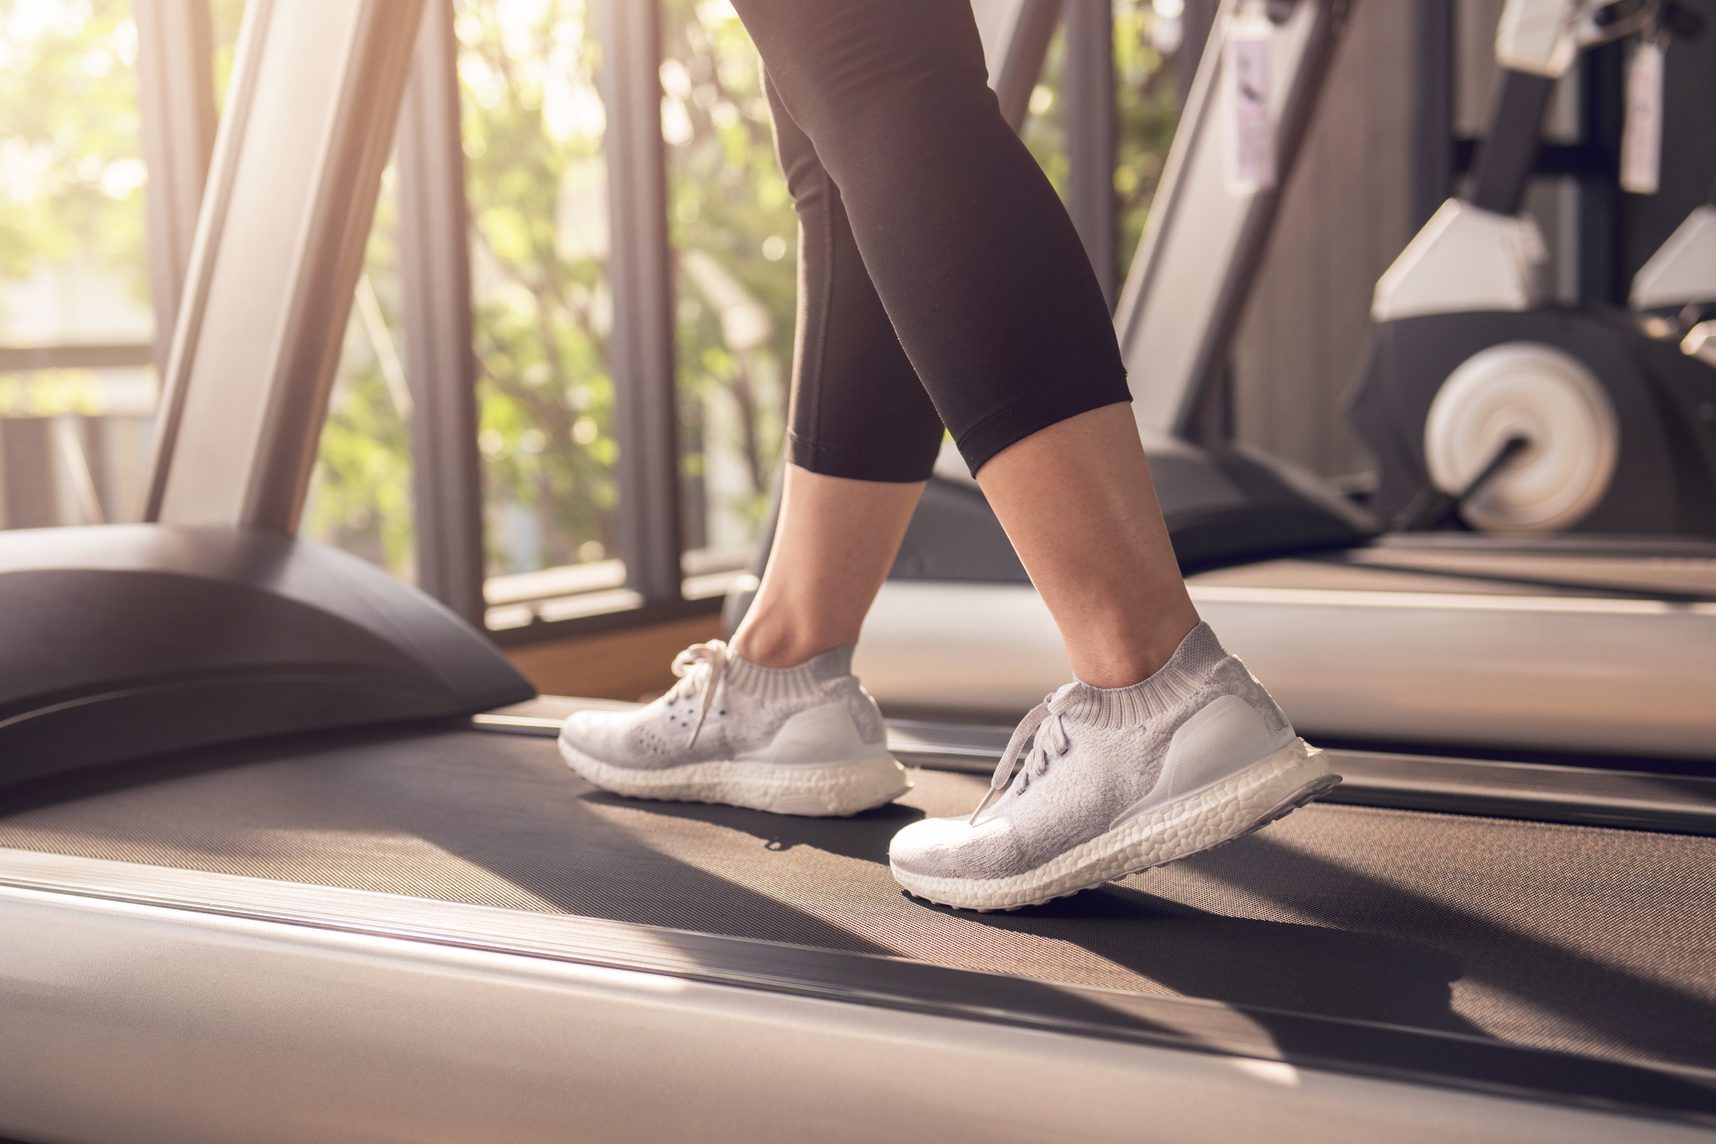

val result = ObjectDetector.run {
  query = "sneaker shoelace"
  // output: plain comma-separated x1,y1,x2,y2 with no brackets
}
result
969,681,1078,825
670,640,729,747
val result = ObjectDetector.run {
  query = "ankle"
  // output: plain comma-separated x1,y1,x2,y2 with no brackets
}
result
730,615,854,670
1068,613,1201,689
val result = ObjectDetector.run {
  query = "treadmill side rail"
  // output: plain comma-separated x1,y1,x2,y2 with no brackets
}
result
1,855,1709,1141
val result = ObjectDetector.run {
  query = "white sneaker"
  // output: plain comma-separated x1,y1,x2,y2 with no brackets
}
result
888,623,1339,911
558,640,910,817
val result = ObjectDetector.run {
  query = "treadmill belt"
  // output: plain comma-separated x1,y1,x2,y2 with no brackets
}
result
2,724,1713,1074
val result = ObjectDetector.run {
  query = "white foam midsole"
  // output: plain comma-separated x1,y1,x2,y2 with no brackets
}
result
892,740,1335,910
557,734,909,817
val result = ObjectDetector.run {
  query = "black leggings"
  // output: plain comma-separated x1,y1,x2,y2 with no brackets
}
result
736,0,1132,481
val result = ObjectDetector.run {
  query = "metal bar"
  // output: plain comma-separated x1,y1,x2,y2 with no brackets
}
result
485,692,1716,838
145,0,427,530
1064,0,1119,304
0,344,155,372
1453,139,1613,179
395,4,487,624
974,0,1066,129
1409,0,1455,229
1315,747,1716,837
865,716,1716,837
51,418,106,525
1114,0,1350,436
0,419,56,529
133,0,217,375
1469,69,1556,214
1576,41,1626,304
596,0,682,603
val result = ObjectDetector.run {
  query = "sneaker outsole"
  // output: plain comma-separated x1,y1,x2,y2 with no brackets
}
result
558,734,911,818
893,740,1340,912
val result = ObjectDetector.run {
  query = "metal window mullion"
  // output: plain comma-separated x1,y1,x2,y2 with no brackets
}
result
596,0,682,604
1065,1,1118,305
134,0,217,376
395,3,487,624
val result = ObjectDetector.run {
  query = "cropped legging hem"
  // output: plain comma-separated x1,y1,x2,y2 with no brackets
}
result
787,433,938,484
953,382,1134,476
787,376,1132,483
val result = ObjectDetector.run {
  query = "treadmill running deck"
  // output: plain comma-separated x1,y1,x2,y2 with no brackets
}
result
1,724,1712,1077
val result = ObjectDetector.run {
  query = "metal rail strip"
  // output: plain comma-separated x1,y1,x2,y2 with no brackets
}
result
478,698,1716,837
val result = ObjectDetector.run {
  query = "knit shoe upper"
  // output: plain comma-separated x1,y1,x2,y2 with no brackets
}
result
888,623,1337,909
558,640,908,817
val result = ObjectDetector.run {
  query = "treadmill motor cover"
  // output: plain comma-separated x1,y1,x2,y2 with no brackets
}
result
0,524,535,788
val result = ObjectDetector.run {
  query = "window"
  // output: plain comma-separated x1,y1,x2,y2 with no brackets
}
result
1,0,1192,637
1019,18,1072,193
0,0,419,580
0,0,155,529
1019,1,1190,284
1113,0,1189,272
661,0,793,589
455,0,629,618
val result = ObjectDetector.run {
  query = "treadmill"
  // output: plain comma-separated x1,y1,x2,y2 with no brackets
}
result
819,0,1716,761
2,2,1713,1141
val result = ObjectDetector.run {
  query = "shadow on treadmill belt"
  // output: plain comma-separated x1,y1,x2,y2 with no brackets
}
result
2,724,1712,1086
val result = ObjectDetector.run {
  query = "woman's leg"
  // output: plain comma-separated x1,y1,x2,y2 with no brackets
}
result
731,0,1196,682
729,465,923,668
730,0,1336,907
976,406,1200,687
557,61,941,816
729,73,942,669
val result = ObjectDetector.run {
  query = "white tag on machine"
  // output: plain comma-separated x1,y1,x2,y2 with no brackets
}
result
1225,17,1275,194
1621,39,1664,195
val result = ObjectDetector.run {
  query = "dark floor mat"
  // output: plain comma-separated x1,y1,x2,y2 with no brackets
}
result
2,724,1713,1072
